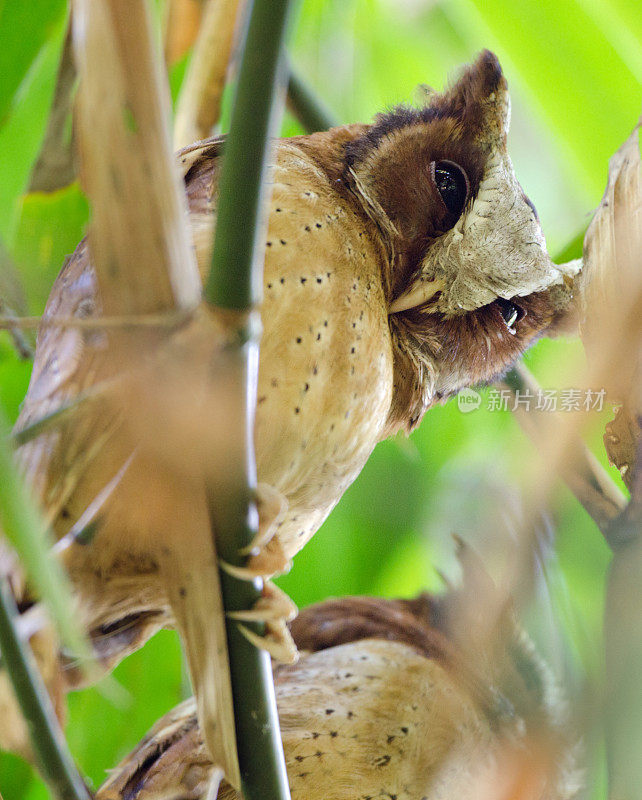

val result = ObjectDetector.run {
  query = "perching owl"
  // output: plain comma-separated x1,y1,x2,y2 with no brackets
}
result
10,50,578,781
96,580,579,800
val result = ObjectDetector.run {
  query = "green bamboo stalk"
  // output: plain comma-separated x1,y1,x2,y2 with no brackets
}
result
0,409,87,661
0,577,90,800
204,1,292,798
0,406,90,798
206,1,291,310
287,64,337,133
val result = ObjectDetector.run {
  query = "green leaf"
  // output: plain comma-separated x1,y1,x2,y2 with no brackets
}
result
0,337,32,422
0,9,67,244
0,405,87,661
12,183,90,313
0,0,67,126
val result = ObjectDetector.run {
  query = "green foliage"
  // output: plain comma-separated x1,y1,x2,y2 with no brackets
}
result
0,3,67,244
1,1,639,797
0,1,67,126
0,401,89,676
13,185,90,313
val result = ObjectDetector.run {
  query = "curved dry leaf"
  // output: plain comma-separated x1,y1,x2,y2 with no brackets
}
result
580,117,642,488
173,0,244,149
581,116,642,798
604,405,639,489
72,0,201,316
164,0,205,66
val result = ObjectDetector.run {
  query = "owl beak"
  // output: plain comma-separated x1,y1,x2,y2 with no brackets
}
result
389,278,444,314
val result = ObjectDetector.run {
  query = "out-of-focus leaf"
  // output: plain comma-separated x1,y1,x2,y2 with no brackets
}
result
28,25,76,194
164,0,203,66
11,183,89,313
0,13,67,244
0,338,32,421
0,1,67,126
0,752,46,800
0,406,87,661
173,0,241,148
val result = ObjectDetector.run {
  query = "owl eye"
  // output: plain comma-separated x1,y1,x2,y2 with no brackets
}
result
495,297,526,334
431,160,469,218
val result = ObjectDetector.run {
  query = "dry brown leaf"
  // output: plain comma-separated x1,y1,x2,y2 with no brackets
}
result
164,0,206,66
580,116,642,799
173,0,244,148
604,405,639,489
72,0,201,317
580,117,642,490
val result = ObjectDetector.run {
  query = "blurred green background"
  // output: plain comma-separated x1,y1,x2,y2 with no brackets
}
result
0,0,640,797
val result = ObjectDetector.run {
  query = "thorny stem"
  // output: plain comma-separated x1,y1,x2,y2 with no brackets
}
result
204,0,292,798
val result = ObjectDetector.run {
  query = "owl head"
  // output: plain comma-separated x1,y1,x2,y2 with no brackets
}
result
344,51,580,432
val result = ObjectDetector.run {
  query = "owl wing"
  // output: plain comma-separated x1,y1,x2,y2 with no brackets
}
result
14,135,226,509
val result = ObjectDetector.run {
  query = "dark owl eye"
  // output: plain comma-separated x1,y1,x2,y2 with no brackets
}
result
495,297,526,334
431,160,469,218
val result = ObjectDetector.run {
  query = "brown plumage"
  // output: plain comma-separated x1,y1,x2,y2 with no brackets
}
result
7,51,579,778
96,586,579,800
18,49,576,578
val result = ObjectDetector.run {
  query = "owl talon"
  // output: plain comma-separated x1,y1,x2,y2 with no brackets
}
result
219,558,274,581
237,483,287,556
235,621,298,664
227,581,297,623
229,583,298,663
246,537,290,577
219,541,290,582
230,484,289,578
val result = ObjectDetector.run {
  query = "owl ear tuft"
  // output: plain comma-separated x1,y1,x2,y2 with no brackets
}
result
436,50,510,147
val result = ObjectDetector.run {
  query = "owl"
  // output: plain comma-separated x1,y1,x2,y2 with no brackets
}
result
95,574,579,800
9,50,579,779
